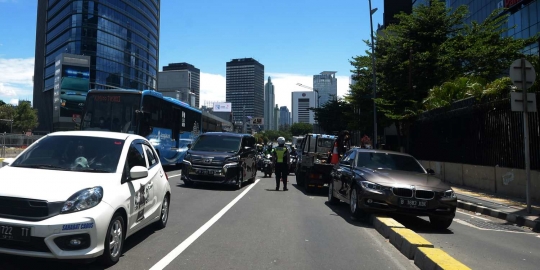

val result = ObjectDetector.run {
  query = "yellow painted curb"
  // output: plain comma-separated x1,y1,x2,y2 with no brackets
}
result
415,247,471,270
392,228,433,246
378,216,405,227
390,228,434,259
373,215,405,238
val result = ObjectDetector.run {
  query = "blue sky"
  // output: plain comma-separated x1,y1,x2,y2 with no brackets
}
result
0,0,383,109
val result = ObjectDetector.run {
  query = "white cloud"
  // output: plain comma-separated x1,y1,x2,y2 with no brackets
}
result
0,57,34,103
199,72,226,106
197,72,352,111
9,98,18,105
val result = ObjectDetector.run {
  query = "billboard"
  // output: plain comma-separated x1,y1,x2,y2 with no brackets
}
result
504,0,523,8
252,117,264,125
213,102,232,112
52,54,91,129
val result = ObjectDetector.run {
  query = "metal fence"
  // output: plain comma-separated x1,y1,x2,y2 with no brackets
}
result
409,93,540,170
1,133,44,158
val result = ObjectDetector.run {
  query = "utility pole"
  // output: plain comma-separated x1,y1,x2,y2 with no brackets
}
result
369,0,378,149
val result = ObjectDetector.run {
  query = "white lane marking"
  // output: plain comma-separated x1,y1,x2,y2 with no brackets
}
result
457,210,490,221
150,179,261,270
167,173,181,178
454,219,538,235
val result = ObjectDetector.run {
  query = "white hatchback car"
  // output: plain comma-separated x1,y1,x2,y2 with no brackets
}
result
0,131,171,266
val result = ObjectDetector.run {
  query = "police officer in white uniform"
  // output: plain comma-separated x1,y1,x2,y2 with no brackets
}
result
272,137,290,191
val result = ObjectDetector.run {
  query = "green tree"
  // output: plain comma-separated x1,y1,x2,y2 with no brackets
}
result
442,9,540,81
312,99,352,133
374,1,468,123
290,123,313,136
13,102,38,132
0,104,16,133
423,77,486,110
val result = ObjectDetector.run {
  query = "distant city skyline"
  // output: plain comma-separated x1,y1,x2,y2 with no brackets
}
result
0,0,370,109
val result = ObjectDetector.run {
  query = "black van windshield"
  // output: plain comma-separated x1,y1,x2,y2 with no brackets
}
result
191,135,241,152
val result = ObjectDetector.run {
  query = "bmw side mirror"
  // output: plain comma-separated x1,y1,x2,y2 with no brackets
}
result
426,168,435,175
130,166,149,180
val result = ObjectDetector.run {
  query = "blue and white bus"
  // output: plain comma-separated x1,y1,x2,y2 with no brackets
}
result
80,89,202,166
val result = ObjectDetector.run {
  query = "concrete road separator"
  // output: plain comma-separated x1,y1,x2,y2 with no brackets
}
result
370,215,472,269
414,247,472,270
389,228,434,259
372,215,406,238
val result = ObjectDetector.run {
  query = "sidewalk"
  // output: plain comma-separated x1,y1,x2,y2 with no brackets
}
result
451,184,540,232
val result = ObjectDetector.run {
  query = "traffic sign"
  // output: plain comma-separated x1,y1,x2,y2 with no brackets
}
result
509,59,536,90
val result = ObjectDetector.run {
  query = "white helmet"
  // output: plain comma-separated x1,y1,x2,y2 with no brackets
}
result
277,137,285,145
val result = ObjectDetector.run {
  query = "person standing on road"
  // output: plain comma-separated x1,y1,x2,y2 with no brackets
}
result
273,137,290,191
336,130,351,157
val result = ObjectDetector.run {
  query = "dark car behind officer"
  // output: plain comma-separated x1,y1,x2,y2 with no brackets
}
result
273,137,290,191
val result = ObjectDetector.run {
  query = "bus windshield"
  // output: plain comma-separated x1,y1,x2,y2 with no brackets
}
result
82,93,141,133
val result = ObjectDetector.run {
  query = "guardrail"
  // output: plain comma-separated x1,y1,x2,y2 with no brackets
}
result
1,133,43,158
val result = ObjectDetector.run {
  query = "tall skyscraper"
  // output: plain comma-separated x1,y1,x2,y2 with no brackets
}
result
313,71,338,107
264,76,275,130
273,104,280,131
291,91,316,124
33,0,160,132
163,62,201,108
226,58,264,123
279,106,291,128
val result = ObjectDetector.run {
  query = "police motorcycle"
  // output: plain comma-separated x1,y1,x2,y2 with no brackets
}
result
289,155,297,175
263,154,274,178
256,153,265,170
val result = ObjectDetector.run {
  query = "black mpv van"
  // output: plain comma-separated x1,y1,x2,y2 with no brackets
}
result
181,132,257,189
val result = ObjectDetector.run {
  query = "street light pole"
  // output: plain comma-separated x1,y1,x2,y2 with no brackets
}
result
369,0,378,149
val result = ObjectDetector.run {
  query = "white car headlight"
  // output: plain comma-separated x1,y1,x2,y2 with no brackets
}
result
61,187,103,214
443,190,457,198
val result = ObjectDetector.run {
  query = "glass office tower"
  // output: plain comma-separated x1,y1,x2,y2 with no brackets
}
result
33,0,160,132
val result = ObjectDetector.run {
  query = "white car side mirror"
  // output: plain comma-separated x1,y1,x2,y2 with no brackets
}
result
130,166,148,180
1,158,15,167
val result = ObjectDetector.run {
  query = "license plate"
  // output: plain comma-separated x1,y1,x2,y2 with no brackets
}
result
197,169,214,175
399,198,427,208
0,224,31,242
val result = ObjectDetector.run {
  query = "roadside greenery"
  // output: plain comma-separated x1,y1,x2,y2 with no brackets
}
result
0,101,38,133
313,2,539,150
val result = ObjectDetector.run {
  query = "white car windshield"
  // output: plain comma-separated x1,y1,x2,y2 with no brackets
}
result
10,135,125,173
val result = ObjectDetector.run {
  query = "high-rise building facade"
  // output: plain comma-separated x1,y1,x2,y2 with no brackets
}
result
279,106,291,128
313,71,338,107
163,62,200,108
264,76,275,130
33,0,160,132
158,70,196,106
447,0,539,56
291,91,316,124
273,105,280,131
226,58,265,123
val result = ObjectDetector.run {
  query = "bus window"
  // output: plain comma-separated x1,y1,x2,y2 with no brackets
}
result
82,93,141,133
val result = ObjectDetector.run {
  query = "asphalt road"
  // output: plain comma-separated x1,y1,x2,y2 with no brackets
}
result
1,169,538,270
